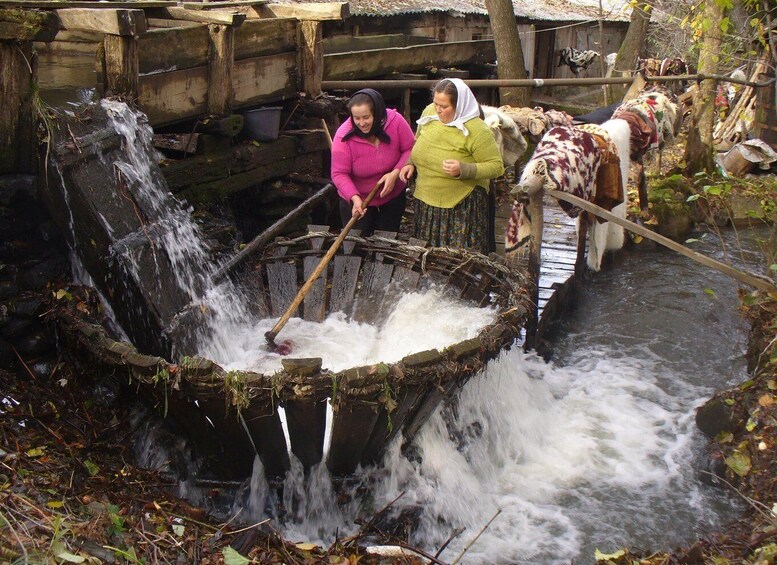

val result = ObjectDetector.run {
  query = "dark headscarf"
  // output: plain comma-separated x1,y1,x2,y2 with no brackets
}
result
342,88,391,143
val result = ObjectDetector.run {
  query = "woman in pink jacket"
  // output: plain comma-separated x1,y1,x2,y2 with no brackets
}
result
331,89,415,236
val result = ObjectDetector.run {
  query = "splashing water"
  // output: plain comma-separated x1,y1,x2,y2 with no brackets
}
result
217,287,498,374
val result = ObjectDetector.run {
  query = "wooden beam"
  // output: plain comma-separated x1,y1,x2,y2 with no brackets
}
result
299,20,321,98
234,17,296,60
103,33,138,96
55,8,146,36
207,23,234,116
0,8,57,41
232,51,297,108
146,18,201,29
137,51,295,126
138,25,208,74
0,40,36,173
0,1,174,7
146,7,245,26
181,0,266,8
324,40,497,81
256,2,348,21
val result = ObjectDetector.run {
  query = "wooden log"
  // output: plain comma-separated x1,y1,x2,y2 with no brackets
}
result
206,23,234,116
138,25,208,74
146,7,245,26
284,397,327,469
327,398,380,476
257,2,348,21
103,33,138,96
234,17,296,60
0,40,36,174
299,20,321,98
0,8,57,41
55,8,147,36
324,40,496,81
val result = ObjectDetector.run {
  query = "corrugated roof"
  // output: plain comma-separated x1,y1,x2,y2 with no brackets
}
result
276,0,632,21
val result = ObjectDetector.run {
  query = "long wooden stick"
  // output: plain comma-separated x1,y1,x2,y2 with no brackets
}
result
547,189,777,292
212,183,336,282
265,182,382,348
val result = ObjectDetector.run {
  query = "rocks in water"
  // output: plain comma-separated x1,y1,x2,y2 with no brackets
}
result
695,397,736,438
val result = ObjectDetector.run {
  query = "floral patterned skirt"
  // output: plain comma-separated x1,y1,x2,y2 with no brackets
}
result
412,185,492,254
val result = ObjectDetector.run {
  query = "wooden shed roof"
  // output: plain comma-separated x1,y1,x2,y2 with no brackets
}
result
278,0,632,22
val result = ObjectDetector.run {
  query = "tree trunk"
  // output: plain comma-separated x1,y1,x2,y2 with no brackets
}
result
684,0,725,175
484,0,530,107
609,0,652,101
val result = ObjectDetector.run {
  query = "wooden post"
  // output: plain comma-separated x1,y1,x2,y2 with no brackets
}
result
103,34,139,97
0,40,36,174
299,20,322,98
207,24,234,117
574,214,588,277
523,189,543,351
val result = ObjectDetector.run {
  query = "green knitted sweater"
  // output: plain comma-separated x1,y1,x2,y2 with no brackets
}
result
410,104,504,209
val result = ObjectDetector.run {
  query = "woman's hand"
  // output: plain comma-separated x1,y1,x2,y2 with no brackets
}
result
399,164,415,182
378,169,400,198
351,195,366,218
442,159,461,177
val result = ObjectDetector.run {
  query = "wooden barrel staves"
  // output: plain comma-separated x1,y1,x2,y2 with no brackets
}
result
51,232,531,480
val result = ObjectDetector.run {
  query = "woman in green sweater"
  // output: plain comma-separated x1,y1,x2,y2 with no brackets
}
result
399,78,504,254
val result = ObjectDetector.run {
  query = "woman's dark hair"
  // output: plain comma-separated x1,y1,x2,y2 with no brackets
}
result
433,79,458,109
342,89,391,143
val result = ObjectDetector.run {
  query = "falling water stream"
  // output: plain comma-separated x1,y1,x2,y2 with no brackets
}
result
69,101,765,564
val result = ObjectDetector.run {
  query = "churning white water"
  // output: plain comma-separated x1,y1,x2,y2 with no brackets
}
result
217,287,497,374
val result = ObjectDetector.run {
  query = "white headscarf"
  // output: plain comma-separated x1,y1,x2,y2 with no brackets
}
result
416,78,481,136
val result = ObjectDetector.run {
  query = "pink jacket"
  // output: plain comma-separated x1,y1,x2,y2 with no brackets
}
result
331,108,415,207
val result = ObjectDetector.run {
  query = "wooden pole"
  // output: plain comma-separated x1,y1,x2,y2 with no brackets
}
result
103,34,139,97
523,189,544,350
212,182,336,282
206,23,234,117
548,189,777,293
299,20,322,98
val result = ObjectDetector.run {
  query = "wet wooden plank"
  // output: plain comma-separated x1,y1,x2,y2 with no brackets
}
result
302,255,326,321
360,385,419,466
330,254,361,315
240,406,290,479
196,397,257,478
284,398,327,469
327,400,380,476
266,260,297,318
391,236,424,290
353,260,393,323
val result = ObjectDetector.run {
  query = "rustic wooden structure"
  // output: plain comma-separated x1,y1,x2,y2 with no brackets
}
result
53,234,531,479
